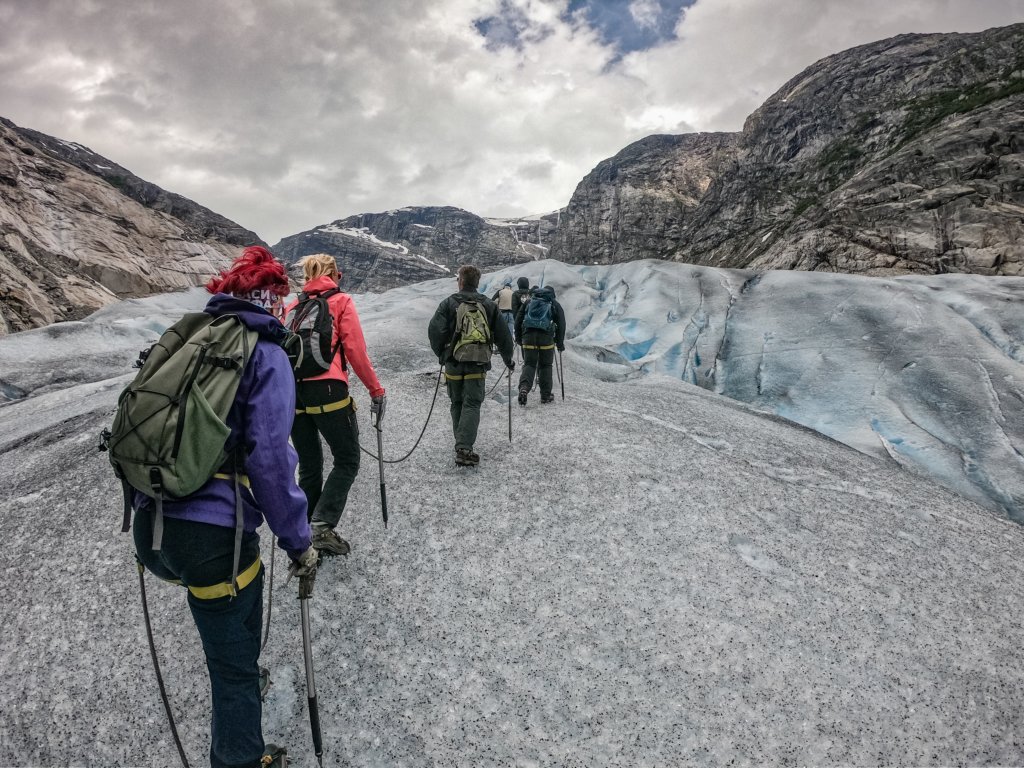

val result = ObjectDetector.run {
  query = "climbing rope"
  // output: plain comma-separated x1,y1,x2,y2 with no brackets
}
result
358,367,444,464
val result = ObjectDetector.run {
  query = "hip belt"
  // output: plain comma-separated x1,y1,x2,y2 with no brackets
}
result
143,557,263,600
295,396,352,415
445,372,486,381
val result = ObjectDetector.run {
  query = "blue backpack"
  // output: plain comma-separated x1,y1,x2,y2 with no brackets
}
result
523,292,555,334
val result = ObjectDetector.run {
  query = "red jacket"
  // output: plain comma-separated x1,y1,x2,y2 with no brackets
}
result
285,276,385,397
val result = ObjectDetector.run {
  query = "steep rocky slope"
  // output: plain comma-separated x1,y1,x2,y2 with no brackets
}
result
551,23,1024,276
273,207,559,292
0,118,262,335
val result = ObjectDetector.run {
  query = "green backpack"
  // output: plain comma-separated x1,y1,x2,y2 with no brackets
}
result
452,299,492,363
102,312,259,560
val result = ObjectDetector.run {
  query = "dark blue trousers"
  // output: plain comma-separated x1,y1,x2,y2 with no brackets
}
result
134,508,266,768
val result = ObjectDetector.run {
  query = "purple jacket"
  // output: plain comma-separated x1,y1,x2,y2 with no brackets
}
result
137,294,311,558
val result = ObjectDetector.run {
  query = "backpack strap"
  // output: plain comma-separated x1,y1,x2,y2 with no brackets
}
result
228,330,252,596
321,288,346,371
119,476,133,533
230,447,244,597
149,467,165,552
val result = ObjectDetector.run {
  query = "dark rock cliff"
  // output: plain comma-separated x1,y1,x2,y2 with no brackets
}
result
551,23,1024,277
273,207,560,292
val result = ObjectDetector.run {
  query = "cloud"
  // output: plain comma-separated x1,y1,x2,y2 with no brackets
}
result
629,0,663,31
0,0,1021,243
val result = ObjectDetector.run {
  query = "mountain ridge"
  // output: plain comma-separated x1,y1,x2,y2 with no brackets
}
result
549,23,1024,276
0,117,262,335
271,206,560,292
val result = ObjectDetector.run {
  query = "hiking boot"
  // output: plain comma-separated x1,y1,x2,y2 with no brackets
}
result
312,527,350,556
261,744,287,767
455,447,480,467
541,393,555,403
518,387,528,406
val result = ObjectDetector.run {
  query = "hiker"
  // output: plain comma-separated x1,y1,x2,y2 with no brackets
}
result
511,277,531,313
428,264,515,466
286,253,386,557
515,285,566,405
131,246,316,768
491,279,516,340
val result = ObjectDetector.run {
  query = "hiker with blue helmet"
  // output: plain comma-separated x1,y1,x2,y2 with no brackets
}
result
131,246,314,768
429,264,515,466
515,285,566,406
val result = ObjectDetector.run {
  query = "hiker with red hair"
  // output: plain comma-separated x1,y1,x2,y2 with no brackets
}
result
132,245,314,768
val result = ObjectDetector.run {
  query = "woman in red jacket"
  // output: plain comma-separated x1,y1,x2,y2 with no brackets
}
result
286,253,386,556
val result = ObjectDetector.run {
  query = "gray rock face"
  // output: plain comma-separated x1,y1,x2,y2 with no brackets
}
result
550,133,738,264
0,118,262,335
551,24,1024,277
272,206,560,292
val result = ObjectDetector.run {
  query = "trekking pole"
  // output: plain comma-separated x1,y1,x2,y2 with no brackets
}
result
375,412,388,528
138,564,191,768
299,574,324,768
558,350,565,400
507,366,512,443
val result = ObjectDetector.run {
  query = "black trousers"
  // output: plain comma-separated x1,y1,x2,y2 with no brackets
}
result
291,379,360,529
519,332,555,398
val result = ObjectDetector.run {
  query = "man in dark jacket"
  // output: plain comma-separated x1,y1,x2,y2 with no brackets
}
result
132,247,314,768
515,285,566,405
428,264,515,466
511,276,531,315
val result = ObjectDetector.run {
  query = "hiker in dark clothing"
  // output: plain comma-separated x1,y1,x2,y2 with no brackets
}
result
515,285,566,405
428,264,515,466
511,276,531,314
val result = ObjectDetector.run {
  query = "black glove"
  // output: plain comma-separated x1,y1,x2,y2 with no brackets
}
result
371,394,387,422
557,344,565,352
507,360,516,372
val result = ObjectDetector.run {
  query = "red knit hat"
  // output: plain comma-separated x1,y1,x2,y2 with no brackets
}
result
206,246,290,309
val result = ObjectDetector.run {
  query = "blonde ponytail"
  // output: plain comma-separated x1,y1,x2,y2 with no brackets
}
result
298,253,339,282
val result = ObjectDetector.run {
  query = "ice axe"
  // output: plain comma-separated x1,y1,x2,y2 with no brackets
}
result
299,573,324,767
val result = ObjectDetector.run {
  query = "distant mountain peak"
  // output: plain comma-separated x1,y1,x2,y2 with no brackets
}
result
273,205,561,292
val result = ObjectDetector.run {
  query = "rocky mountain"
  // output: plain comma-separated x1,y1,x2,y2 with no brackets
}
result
272,207,559,292
551,23,1024,277
0,117,262,335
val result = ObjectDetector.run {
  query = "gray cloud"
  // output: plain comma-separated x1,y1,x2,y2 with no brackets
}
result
1,0,1021,243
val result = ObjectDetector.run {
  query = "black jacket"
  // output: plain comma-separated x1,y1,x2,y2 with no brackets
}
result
428,290,515,369
511,288,531,314
514,287,566,350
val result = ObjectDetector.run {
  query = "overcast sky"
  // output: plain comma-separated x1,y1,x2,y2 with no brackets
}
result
2,0,1023,244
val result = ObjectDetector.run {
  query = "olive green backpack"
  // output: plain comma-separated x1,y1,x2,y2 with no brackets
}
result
102,312,259,559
